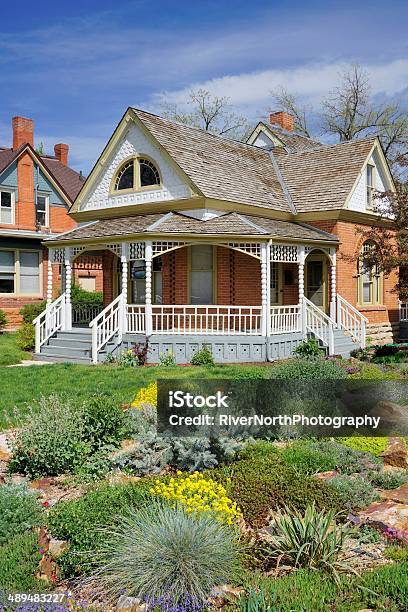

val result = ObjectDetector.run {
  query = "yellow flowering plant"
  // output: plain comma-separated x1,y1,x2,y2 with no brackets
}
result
150,471,242,525
131,382,158,409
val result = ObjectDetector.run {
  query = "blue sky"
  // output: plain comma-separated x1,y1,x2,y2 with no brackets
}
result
0,0,407,172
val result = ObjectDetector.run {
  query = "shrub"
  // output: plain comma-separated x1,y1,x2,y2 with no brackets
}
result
339,436,389,456
9,394,128,478
328,474,380,512
151,472,243,524
271,357,347,380
159,351,176,366
212,452,342,527
293,337,324,358
190,347,215,366
281,439,381,476
47,481,153,578
16,322,35,351
0,308,7,331
264,504,351,582
132,341,149,366
92,502,240,609
369,469,408,489
0,531,44,593
0,483,43,545
19,301,46,324
81,394,128,451
112,433,173,476
71,284,103,309
9,395,89,478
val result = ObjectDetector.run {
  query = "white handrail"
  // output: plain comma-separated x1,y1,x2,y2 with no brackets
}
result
302,296,335,354
89,294,124,364
150,305,262,335
34,293,66,353
336,294,368,348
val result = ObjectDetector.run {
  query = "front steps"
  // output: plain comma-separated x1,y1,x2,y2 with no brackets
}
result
34,328,118,364
332,328,358,358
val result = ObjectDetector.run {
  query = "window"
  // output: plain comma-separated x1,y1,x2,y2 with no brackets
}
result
78,276,96,292
115,160,134,191
113,157,161,192
0,251,15,293
190,245,214,304
0,190,14,224
129,257,162,304
0,249,41,295
366,164,375,209
36,193,49,226
358,241,382,305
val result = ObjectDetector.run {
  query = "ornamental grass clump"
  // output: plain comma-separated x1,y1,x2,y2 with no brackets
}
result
151,471,243,524
91,502,240,609
265,504,352,583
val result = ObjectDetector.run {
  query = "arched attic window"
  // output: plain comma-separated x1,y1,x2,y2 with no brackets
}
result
113,157,161,192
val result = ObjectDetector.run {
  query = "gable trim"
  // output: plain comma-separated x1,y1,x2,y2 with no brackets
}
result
72,108,203,214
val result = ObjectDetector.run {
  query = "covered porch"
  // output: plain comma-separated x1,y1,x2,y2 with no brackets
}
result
35,234,366,363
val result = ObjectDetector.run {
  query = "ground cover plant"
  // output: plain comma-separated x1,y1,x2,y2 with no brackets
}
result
0,531,45,593
0,483,43,545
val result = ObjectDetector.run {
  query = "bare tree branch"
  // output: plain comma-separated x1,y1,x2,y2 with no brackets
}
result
269,88,312,137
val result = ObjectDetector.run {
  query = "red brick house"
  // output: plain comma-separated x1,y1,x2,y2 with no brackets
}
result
0,116,103,328
34,108,399,363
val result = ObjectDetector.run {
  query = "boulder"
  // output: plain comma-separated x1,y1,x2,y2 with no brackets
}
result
116,595,147,611
380,482,408,504
359,499,408,532
48,537,69,558
380,437,408,469
209,584,244,608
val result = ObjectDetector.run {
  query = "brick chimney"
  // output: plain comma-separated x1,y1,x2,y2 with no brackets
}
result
269,111,294,132
12,116,34,149
54,143,69,166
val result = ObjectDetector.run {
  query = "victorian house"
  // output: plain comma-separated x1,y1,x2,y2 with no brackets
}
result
34,108,398,363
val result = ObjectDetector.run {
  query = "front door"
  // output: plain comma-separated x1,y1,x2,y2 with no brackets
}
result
305,255,328,312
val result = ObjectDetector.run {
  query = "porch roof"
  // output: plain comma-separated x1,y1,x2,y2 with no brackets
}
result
45,211,339,245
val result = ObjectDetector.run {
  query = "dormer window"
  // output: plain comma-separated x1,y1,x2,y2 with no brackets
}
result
113,157,161,192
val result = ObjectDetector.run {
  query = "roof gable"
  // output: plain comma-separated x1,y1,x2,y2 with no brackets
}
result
247,122,322,153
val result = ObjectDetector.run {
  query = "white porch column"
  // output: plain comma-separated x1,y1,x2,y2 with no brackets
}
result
145,241,153,336
120,243,129,338
47,249,53,305
64,248,72,331
330,250,337,321
298,246,306,336
261,242,269,336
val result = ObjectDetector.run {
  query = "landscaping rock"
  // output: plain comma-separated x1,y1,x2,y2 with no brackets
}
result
116,595,147,611
380,482,408,504
315,470,339,482
209,584,244,608
380,437,408,469
0,432,12,460
359,499,408,532
37,554,59,584
48,537,69,558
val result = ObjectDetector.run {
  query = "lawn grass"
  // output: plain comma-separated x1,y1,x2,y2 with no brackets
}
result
0,332,32,367
0,363,270,430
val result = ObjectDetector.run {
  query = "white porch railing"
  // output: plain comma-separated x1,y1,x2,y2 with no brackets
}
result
89,294,124,364
336,294,368,348
270,305,301,334
400,302,408,321
149,305,262,335
127,305,146,333
34,293,66,353
303,296,335,354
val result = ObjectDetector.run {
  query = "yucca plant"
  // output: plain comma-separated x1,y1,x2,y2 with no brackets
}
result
89,501,240,609
264,503,353,583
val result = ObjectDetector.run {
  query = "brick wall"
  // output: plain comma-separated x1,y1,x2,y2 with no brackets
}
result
102,250,115,306
308,219,399,326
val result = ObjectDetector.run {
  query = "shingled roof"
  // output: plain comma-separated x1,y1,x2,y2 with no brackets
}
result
0,146,85,204
46,211,338,243
259,122,323,153
274,138,376,213
133,109,290,213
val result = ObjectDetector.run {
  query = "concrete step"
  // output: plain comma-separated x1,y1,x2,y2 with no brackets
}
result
42,345,91,358
56,332,92,342
33,353,91,364
48,337,92,349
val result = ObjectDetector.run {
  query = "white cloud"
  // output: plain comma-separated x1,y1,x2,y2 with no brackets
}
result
155,59,408,111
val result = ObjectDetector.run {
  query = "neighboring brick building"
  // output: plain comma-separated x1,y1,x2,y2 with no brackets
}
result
0,116,91,328
35,107,400,363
